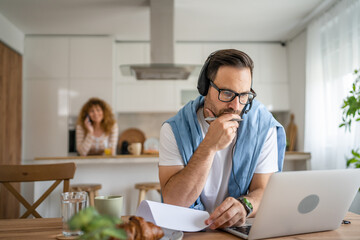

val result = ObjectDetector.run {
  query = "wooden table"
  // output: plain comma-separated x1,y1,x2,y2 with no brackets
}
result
0,212,359,240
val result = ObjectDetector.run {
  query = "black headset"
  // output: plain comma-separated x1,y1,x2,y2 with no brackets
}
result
197,51,256,117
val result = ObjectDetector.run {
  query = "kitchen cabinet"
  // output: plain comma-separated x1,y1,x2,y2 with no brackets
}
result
115,41,289,113
116,82,176,112
68,37,114,115
69,37,113,79
116,42,202,112
116,42,179,112
23,80,69,160
256,44,289,111
24,37,69,79
258,44,288,83
254,82,290,111
175,43,203,65
174,43,203,108
23,36,114,160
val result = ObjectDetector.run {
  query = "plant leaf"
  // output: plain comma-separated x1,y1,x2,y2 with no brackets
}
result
347,158,359,166
102,227,127,239
351,149,360,158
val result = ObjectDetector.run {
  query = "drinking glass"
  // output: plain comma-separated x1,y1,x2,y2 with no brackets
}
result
104,142,113,156
61,191,88,236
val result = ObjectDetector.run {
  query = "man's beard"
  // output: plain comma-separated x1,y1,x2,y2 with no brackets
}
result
204,97,242,117
217,108,241,117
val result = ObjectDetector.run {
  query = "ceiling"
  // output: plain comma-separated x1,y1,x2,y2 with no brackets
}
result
0,0,332,42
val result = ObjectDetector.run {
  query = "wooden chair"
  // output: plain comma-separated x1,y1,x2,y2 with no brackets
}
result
134,182,161,207
0,163,76,218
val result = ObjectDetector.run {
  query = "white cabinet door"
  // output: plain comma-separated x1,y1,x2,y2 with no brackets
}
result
69,37,113,79
23,80,69,160
116,42,150,65
253,82,290,111
69,37,114,115
69,79,114,116
175,43,203,65
115,42,177,112
256,44,289,111
116,82,176,112
258,44,288,83
24,37,69,79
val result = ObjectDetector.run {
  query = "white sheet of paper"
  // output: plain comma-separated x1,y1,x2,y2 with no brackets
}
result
135,200,210,232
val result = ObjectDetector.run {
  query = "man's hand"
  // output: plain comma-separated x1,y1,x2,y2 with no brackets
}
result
205,197,247,229
203,108,240,151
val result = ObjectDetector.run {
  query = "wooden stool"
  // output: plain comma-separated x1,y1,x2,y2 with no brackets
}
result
135,182,161,207
70,184,102,207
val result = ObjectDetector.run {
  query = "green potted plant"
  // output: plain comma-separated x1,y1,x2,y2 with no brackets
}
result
68,207,127,240
339,68,360,169
339,68,360,213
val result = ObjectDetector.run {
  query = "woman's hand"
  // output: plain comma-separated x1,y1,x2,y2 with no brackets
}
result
84,116,94,134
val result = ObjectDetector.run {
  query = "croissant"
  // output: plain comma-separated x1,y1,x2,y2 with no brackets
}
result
111,216,164,240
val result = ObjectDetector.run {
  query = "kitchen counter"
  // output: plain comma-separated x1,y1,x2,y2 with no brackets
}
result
283,151,311,161
29,154,161,218
33,154,159,165
33,152,310,164
28,152,310,218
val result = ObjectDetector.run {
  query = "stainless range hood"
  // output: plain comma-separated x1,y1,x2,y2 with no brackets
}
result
120,0,200,80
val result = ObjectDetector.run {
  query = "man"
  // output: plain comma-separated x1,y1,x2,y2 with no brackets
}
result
159,49,286,229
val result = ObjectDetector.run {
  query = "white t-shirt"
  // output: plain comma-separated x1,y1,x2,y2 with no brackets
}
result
159,108,278,213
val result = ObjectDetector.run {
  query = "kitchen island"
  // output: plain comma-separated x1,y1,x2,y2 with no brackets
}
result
29,152,310,218
29,154,160,217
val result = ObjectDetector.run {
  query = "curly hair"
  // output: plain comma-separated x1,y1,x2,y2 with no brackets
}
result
77,97,116,135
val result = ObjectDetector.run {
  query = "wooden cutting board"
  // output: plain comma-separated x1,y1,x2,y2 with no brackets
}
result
286,113,297,151
117,128,146,154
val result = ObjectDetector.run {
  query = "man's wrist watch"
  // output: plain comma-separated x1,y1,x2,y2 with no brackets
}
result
237,197,253,217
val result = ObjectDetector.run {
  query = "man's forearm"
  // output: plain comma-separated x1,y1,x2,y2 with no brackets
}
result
243,188,264,217
243,173,273,217
162,140,216,207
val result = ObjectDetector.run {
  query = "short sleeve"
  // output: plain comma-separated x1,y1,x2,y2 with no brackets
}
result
254,126,279,173
159,123,184,166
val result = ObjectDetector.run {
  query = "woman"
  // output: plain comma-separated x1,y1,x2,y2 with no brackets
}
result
76,98,118,156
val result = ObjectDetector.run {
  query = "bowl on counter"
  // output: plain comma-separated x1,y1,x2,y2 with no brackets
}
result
143,137,159,155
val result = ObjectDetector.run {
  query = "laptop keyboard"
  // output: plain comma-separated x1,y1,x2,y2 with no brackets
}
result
229,225,252,235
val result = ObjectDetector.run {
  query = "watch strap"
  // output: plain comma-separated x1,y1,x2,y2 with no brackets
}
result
237,197,253,217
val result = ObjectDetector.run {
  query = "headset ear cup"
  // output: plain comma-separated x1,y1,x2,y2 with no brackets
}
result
197,60,210,96
198,51,218,96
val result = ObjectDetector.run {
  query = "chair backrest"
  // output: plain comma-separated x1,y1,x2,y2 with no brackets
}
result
0,163,76,218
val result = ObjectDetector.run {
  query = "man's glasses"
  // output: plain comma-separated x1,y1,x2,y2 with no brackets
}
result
210,81,256,105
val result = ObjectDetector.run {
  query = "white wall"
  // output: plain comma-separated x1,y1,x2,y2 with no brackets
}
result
287,31,307,151
0,13,24,54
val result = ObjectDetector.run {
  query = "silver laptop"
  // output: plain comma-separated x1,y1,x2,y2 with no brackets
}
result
224,169,360,240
